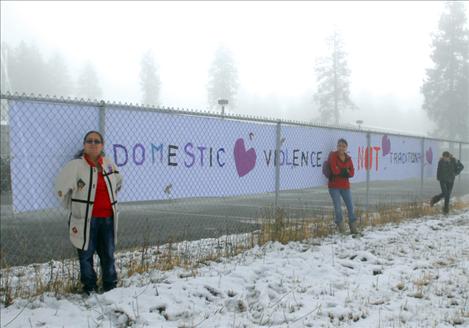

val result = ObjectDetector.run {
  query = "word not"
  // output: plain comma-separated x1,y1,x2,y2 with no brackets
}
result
113,143,226,168
357,146,381,171
388,152,422,164
263,149,323,167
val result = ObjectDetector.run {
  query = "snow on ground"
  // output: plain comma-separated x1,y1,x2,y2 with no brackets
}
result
2,210,469,328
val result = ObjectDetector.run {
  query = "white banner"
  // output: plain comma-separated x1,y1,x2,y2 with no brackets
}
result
8,101,440,212
355,134,439,181
278,126,367,189
105,108,277,202
9,100,100,212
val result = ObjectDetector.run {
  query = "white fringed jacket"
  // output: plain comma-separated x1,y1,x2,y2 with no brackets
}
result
55,156,123,250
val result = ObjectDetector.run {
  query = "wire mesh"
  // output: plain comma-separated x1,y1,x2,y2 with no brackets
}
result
0,94,468,267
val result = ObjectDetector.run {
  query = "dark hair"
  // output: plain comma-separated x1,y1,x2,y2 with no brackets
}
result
442,151,451,158
337,138,348,146
83,130,104,144
73,130,105,159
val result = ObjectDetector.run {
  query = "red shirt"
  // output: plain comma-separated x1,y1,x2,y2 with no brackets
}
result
84,155,113,218
327,151,355,189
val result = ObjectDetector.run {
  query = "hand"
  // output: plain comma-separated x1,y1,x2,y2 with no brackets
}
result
340,168,349,178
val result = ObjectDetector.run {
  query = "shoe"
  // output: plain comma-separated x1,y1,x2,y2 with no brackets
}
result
430,196,437,207
103,285,116,293
336,221,346,234
82,286,97,296
349,221,359,235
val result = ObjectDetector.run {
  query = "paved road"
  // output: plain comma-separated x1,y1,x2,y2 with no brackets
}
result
1,177,468,267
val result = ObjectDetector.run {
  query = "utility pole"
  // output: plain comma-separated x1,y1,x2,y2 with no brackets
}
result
218,99,228,117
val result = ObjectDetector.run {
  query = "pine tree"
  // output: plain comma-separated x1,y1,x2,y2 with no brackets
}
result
1,43,12,94
7,41,48,95
45,52,73,97
207,45,239,111
314,29,356,125
76,61,102,100
3,42,73,97
139,50,161,106
421,1,469,141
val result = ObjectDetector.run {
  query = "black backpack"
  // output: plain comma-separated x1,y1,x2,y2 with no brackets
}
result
455,160,464,175
322,152,333,179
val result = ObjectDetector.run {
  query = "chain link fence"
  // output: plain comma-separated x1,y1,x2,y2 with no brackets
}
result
1,94,468,267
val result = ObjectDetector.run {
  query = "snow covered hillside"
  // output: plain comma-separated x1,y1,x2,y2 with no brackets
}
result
2,210,469,328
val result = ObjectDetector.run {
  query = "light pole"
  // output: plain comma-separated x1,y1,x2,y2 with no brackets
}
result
356,119,363,130
218,99,228,117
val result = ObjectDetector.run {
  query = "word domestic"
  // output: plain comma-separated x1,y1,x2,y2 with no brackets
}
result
112,143,226,167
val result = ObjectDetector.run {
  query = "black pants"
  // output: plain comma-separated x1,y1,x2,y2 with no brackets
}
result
432,181,454,213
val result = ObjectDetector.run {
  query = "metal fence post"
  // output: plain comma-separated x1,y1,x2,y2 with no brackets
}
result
99,100,106,138
458,142,462,195
274,121,281,210
366,132,370,216
420,137,425,199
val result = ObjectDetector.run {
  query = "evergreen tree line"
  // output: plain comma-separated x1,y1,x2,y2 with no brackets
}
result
1,41,102,100
210,2,469,141
314,1,468,142
1,1,467,140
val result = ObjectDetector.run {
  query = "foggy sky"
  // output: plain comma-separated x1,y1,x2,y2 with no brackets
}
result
2,1,466,136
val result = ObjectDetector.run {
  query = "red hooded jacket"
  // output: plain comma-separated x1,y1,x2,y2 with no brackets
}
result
327,151,355,189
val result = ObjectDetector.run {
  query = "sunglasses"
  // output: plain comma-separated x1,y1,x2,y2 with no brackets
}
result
85,139,102,145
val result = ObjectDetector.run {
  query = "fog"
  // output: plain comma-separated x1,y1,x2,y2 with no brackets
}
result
1,1,463,136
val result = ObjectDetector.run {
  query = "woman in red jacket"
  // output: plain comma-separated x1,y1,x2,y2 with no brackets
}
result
327,138,358,234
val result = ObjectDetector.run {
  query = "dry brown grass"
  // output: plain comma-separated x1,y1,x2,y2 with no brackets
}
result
123,235,255,280
0,259,82,307
1,199,468,306
258,208,334,245
360,202,441,228
258,199,469,245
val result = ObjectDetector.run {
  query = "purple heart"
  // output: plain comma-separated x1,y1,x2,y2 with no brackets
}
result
426,147,433,164
382,135,391,156
234,138,257,177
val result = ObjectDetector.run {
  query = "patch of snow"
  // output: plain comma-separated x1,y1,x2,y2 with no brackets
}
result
2,210,469,327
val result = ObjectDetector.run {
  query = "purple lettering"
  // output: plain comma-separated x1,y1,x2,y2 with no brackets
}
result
113,144,128,167
184,143,195,168
151,143,163,164
133,143,145,166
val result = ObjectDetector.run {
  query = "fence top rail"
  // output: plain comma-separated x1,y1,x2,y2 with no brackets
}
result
1,92,468,145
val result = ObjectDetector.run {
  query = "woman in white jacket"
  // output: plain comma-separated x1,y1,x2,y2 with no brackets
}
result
56,131,123,295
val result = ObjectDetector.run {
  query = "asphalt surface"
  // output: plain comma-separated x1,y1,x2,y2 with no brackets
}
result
1,176,468,267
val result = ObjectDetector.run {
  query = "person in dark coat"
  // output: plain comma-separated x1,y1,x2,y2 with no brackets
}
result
430,151,464,214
